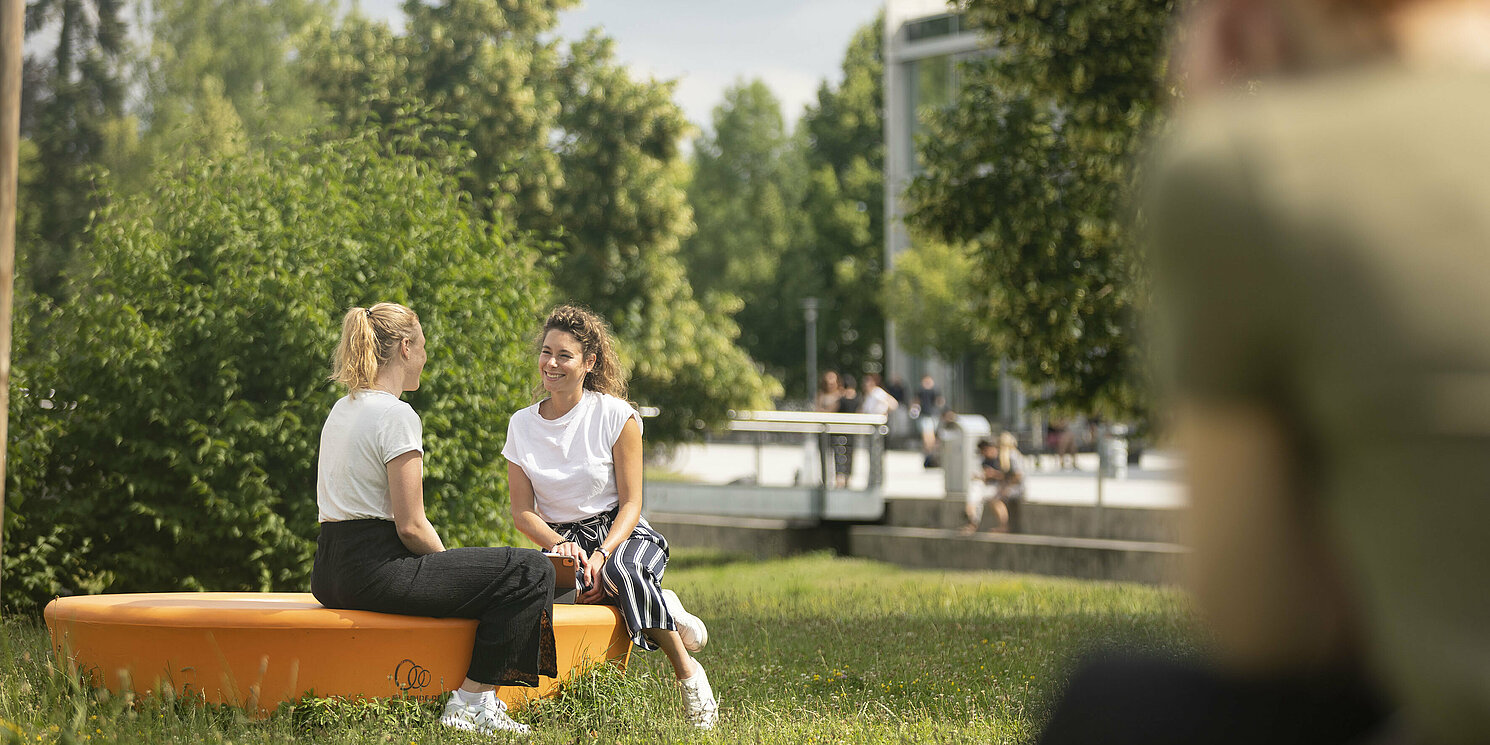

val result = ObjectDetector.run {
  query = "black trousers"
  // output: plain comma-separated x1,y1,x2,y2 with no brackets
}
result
312,519,558,687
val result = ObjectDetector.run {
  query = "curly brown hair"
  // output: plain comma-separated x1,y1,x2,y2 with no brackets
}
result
534,305,628,402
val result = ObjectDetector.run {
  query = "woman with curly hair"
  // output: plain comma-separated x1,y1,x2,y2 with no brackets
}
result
502,305,719,729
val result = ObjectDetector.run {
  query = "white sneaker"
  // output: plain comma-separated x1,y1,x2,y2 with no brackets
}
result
662,589,708,652
679,660,719,730
439,691,530,736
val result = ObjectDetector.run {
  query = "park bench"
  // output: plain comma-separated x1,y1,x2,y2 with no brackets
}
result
43,556,628,713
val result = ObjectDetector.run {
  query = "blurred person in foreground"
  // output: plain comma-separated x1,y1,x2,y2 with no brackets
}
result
1039,2,1490,744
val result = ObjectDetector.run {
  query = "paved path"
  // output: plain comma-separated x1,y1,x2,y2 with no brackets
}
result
653,441,1188,509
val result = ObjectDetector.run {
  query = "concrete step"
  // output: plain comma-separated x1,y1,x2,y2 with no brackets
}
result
647,511,1187,585
849,525,1187,585
645,512,849,559
882,497,1185,543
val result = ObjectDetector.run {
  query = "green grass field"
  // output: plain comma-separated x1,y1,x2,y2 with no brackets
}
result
1,551,1197,744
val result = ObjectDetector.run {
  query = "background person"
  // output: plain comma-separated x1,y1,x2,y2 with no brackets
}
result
831,373,861,487
503,305,718,729
312,303,556,737
913,374,944,467
963,433,1026,534
1043,1,1490,743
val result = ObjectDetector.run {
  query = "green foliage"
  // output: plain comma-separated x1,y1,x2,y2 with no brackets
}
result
682,80,807,388
142,0,334,153
20,0,136,299
906,0,1175,417
793,18,888,382
298,0,572,223
882,237,985,363
300,7,780,436
554,37,781,435
3,130,546,610
679,20,888,397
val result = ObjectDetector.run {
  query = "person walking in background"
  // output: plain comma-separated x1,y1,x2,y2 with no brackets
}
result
312,303,557,737
859,374,899,420
912,374,944,468
503,305,718,729
858,374,899,486
831,374,861,487
885,375,908,407
814,370,843,413
1041,1,1490,743
1047,416,1078,470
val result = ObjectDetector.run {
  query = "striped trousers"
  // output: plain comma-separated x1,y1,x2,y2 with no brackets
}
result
548,508,674,651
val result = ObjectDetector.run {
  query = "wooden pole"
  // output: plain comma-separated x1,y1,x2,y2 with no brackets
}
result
0,0,26,616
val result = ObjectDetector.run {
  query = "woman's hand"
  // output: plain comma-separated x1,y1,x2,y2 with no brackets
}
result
578,550,607,604
550,539,588,564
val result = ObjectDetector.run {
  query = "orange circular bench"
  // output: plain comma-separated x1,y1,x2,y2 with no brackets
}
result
43,593,631,712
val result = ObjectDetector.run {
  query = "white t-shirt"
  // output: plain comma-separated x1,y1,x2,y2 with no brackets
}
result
860,387,897,418
317,390,423,522
502,391,642,524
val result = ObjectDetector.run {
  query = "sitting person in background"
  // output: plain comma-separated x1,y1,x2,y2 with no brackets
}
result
963,433,1025,534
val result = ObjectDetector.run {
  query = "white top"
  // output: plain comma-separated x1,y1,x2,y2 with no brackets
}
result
317,390,423,522
859,387,897,417
502,390,642,524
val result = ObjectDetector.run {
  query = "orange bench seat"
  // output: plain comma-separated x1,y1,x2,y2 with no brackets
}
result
43,592,631,712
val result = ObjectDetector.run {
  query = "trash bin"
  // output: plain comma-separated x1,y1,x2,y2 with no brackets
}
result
1098,424,1129,479
942,414,992,496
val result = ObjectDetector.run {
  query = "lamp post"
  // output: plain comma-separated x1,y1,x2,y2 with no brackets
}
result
802,297,818,404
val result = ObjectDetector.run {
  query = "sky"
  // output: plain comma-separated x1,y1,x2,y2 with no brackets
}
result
355,0,884,134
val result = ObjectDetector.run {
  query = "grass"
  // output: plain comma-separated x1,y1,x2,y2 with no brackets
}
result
1,550,1198,744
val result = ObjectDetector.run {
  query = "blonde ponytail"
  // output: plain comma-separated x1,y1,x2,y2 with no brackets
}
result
330,302,420,395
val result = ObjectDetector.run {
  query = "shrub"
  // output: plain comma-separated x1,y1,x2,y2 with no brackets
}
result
3,130,548,610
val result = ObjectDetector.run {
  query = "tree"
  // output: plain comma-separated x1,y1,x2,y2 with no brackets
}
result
882,237,984,363
141,0,333,153
299,7,781,437
905,0,1174,417
793,17,887,385
679,19,888,397
555,35,780,436
682,80,806,387
21,0,136,298
299,0,573,224
3,129,548,610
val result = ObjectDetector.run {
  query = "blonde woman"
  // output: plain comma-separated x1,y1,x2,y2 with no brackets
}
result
312,303,556,737
502,305,718,729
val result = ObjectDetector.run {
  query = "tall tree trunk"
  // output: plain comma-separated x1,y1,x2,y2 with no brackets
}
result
0,0,26,617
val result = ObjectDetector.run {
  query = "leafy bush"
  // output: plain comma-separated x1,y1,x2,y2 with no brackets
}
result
3,130,548,611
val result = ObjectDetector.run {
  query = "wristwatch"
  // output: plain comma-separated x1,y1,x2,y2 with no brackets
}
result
594,546,612,561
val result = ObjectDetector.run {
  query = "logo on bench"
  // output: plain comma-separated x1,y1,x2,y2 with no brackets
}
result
392,659,431,691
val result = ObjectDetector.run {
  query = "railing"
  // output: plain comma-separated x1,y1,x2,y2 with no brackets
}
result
643,410,890,522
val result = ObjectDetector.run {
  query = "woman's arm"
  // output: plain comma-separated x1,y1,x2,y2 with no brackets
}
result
388,450,445,555
509,462,587,562
578,416,643,603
